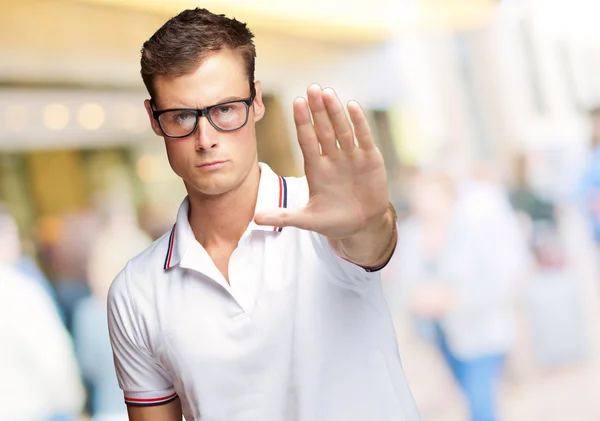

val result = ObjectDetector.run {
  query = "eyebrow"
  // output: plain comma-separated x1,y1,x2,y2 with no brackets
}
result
161,95,249,110
217,95,246,103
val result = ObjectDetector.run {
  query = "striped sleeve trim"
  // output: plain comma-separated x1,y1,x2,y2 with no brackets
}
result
124,392,178,407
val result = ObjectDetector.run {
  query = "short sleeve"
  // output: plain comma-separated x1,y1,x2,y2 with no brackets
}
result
309,231,384,292
107,265,177,407
291,175,393,291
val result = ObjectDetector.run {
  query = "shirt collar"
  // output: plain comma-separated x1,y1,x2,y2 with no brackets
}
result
247,162,288,233
164,163,288,270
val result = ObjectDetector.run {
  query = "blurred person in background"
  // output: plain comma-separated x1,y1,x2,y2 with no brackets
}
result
391,170,529,421
0,204,85,421
578,106,600,248
0,203,63,319
49,212,100,333
509,155,558,263
72,193,152,421
107,7,419,421
509,154,562,269
509,154,556,231
16,241,63,315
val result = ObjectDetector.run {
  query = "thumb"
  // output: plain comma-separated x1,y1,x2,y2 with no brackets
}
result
254,208,313,230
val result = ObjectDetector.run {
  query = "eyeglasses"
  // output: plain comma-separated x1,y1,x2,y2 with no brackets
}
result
151,94,255,138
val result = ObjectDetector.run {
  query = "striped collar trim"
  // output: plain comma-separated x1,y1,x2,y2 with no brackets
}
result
164,164,288,270
273,175,288,233
163,223,177,271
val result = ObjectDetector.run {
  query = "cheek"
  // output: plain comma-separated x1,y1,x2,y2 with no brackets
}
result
232,127,257,155
164,140,192,172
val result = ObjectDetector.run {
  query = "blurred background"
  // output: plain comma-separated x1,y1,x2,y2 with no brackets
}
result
1,0,600,420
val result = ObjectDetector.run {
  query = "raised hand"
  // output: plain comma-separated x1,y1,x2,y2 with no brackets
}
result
254,84,389,240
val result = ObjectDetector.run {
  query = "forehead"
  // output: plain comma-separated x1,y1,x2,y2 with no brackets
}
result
153,49,250,108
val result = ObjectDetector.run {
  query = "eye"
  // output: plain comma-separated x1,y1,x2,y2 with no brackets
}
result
174,112,195,122
216,105,232,114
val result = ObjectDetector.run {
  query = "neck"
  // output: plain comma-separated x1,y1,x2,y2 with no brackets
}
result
187,164,261,248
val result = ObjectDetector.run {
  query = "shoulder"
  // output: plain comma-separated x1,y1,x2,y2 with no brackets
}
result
106,232,174,349
107,229,173,307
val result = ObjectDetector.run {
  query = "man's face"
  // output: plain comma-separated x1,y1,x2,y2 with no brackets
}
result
145,49,265,197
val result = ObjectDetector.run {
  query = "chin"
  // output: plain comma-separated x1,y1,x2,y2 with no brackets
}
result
185,174,239,197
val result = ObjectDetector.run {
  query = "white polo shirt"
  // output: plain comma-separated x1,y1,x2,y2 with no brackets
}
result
107,163,420,421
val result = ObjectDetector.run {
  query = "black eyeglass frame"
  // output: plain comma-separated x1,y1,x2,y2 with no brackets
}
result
150,93,256,138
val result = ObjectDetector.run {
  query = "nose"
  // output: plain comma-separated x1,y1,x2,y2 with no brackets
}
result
194,116,218,150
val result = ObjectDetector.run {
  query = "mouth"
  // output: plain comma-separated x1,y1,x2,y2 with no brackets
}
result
196,160,228,170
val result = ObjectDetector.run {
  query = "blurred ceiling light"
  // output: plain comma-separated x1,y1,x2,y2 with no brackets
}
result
77,102,105,130
43,103,70,130
4,105,28,132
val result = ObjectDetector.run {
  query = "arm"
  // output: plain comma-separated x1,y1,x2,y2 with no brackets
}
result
127,399,182,421
108,265,180,420
331,202,397,270
255,84,395,274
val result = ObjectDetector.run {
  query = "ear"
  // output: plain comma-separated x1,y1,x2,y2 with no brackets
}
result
252,81,265,122
144,99,164,137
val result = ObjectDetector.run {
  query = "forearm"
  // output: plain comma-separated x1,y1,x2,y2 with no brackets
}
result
329,203,397,269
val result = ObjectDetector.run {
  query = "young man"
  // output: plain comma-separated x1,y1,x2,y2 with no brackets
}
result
107,8,420,421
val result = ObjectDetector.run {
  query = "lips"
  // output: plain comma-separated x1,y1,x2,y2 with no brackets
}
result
195,160,229,171
197,160,226,167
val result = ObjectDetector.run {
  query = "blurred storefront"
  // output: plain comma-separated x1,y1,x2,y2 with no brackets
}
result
389,0,600,197
0,0,406,275
4,0,600,256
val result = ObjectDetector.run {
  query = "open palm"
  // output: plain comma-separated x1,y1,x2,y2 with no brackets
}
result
255,84,389,239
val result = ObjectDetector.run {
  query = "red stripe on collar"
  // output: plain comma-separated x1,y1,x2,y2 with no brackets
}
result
163,223,176,270
273,176,284,232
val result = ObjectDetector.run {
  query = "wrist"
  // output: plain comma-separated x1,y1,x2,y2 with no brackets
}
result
337,202,398,268
360,206,398,269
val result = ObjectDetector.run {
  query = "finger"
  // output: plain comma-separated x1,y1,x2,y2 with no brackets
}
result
322,88,355,152
347,100,375,150
293,97,320,163
307,84,338,156
254,208,313,231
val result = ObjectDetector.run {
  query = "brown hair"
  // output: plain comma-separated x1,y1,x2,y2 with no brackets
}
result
140,8,256,99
